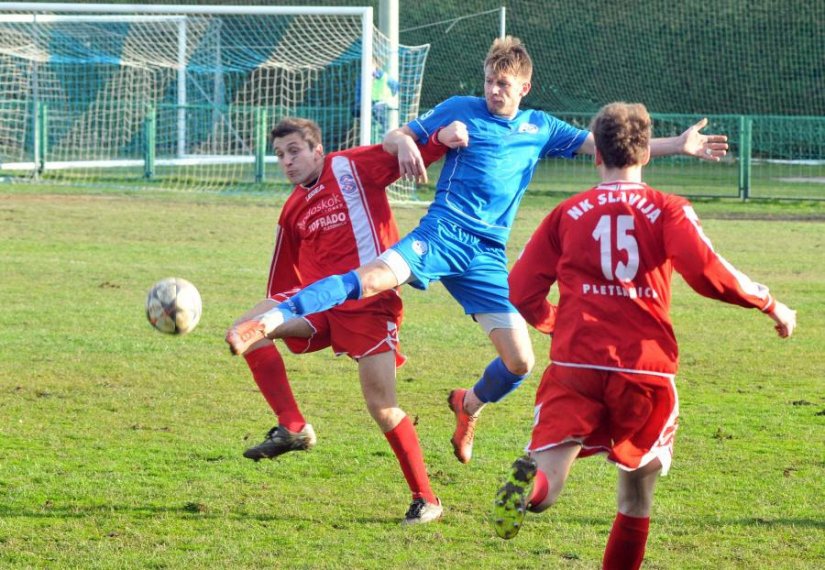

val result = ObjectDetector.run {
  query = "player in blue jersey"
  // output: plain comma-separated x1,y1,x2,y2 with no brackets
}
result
227,36,728,465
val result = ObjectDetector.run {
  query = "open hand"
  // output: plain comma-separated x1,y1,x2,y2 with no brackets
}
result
397,138,427,183
680,118,728,162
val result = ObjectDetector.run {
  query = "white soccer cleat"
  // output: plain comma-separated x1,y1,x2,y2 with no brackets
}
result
402,497,443,526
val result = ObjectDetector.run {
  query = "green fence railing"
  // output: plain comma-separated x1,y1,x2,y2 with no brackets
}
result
3,102,825,201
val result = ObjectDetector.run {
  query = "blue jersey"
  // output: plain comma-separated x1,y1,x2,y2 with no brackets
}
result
407,96,588,246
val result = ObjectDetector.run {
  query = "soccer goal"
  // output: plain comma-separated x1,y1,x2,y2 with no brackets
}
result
0,3,430,199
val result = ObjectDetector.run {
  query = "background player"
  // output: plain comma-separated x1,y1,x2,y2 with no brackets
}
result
232,117,466,525
492,102,796,569
226,37,728,467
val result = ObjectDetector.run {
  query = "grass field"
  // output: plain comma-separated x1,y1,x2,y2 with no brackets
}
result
1,184,824,569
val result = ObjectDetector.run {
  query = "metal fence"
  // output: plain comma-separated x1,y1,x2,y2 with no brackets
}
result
528,113,825,201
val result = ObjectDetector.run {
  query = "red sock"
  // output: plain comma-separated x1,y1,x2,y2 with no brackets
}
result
528,469,548,511
384,416,437,505
602,512,650,570
244,344,305,433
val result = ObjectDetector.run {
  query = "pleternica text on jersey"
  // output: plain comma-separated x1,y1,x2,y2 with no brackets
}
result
566,191,662,224
582,282,659,299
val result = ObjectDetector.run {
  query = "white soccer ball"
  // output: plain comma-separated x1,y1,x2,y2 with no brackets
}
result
145,277,202,335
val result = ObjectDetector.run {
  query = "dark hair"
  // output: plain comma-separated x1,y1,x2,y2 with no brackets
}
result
270,117,322,149
589,102,652,168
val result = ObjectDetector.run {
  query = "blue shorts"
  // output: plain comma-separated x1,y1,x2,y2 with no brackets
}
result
390,217,516,315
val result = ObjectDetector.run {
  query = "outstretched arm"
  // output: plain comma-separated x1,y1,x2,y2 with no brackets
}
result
574,118,728,161
666,200,796,339
650,118,728,161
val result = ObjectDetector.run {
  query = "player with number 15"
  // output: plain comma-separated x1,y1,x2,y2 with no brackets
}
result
492,102,797,569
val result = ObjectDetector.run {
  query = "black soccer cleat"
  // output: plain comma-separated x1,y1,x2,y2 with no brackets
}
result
243,424,316,461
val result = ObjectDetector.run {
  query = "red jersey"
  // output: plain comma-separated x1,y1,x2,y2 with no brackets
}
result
267,139,446,308
509,181,776,376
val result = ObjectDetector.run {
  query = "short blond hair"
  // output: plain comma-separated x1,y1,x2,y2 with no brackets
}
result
484,35,532,80
589,102,652,168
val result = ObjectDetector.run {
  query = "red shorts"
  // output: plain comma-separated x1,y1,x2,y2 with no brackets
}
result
529,364,679,474
271,288,405,367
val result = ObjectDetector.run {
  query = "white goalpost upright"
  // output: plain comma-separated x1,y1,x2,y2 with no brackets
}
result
0,3,428,198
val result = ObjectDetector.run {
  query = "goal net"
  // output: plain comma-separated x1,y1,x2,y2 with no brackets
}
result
0,3,430,199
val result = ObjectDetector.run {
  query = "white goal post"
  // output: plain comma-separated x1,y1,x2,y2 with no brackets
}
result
0,3,429,197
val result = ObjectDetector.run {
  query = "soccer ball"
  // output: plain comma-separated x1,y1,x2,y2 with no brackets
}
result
145,277,202,335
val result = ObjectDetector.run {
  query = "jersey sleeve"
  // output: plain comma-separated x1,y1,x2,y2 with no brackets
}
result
663,197,776,313
406,96,463,142
539,113,589,159
508,210,562,334
266,215,302,298
346,139,448,190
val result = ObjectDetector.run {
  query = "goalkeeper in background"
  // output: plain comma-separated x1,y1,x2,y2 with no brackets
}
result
230,117,466,525
492,102,796,569
227,36,728,467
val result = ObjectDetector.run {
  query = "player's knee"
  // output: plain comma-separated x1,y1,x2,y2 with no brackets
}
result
501,353,533,376
358,265,396,297
368,405,403,432
357,272,380,297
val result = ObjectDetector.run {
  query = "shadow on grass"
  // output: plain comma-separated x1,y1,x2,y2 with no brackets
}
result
528,515,825,530
1,504,823,530
0,503,395,525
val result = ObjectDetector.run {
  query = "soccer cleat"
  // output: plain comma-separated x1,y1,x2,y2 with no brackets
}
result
243,424,317,461
492,455,537,540
448,389,478,464
401,497,443,526
226,308,286,355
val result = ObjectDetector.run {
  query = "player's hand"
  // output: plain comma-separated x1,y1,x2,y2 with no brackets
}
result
397,138,428,183
680,118,728,162
438,121,469,149
769,301,796,338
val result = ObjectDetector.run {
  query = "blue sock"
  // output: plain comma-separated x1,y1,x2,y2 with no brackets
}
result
277,271,362,317
340,270,362,298
472,357,528,403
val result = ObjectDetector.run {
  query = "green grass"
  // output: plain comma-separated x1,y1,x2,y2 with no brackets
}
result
1,186,824,569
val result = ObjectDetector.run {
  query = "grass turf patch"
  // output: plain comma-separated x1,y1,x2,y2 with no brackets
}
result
1,189,823,568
